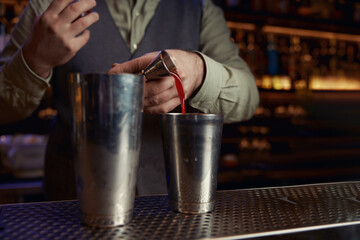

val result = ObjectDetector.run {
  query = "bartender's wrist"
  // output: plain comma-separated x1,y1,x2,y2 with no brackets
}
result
22,44,52,79
191,51,206,98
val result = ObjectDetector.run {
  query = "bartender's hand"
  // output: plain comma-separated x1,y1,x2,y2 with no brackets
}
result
109,50,205,113
22,0,99,78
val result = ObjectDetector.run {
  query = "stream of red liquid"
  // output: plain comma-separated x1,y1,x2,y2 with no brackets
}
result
170,72,186,115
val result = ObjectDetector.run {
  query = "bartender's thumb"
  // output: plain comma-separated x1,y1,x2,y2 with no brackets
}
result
108,52,159,74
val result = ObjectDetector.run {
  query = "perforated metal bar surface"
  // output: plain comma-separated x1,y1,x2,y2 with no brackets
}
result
1,182,360,240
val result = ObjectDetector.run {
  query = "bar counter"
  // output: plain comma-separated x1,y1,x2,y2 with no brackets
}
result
1,181,360,239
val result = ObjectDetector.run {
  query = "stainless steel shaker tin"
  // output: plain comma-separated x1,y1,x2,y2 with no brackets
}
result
161,113,224,214
70,73,143,227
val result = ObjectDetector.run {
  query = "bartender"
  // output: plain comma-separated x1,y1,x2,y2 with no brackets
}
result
0,0,259,200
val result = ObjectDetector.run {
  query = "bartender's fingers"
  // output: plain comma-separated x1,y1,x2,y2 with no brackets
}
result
109,61,138,74
143,85,177,107
60,0,97,23
143,77,174,98
109,52,159,74
70,11,99,36
71,29,91,51
144,97,181,114
46,0,74,15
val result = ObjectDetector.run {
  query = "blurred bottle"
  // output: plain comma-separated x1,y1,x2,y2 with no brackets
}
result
337,41,347,77
267,34,279,76
234,29,247,62
319,39,329,77
254,32,267,85
356,42,360,80
346,43,355,78
247,32,256,74
296,40,312,90
288,36,301,89
328,39,338,76
278,36,289,76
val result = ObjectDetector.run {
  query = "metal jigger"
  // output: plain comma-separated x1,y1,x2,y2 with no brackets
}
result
142,50,177,80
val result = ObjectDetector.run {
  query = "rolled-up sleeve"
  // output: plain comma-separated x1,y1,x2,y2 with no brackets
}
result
0,0,51,124
189,0,259,123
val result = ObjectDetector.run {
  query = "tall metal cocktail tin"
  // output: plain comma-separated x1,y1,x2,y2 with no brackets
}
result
69,73,143,228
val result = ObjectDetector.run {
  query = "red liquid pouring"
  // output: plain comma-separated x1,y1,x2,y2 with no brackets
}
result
170,72,186,115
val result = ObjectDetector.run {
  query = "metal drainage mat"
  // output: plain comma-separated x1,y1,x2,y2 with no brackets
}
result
1,181,360,240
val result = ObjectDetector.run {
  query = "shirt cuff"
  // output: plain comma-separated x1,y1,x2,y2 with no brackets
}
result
3,49,51,98
20,49,53,83
188,52,227,112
